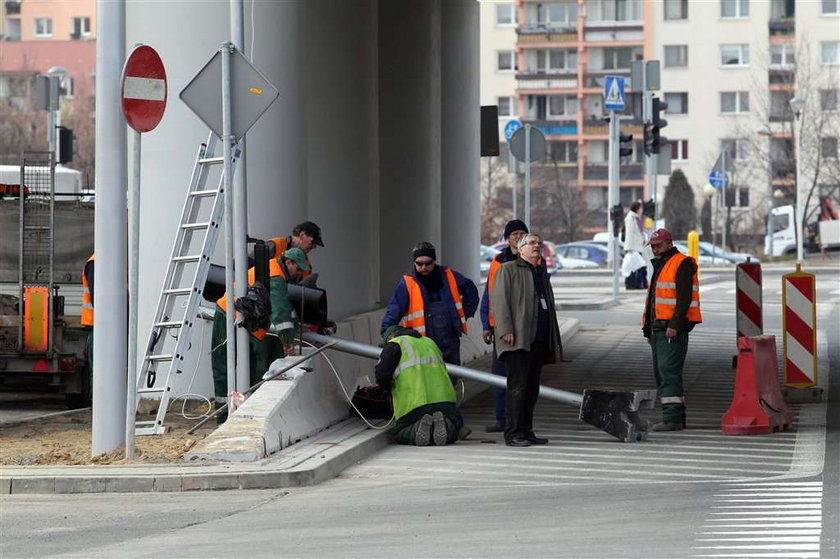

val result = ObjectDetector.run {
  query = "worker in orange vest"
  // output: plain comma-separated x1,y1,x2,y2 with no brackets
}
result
642,228,702,432
80,254,95,403
264,221,324,283
381,241,479,366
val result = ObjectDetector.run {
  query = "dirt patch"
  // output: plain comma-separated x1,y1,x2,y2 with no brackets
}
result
0,402,218,466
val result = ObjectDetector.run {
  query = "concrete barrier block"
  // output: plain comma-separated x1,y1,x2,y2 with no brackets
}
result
54,477,108,494
153,475,183,492
11,477,55,494
106,476,155,493
182,474,240,491
0,477,10,495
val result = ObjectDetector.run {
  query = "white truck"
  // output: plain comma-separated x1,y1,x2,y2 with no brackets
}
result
765,199,840,257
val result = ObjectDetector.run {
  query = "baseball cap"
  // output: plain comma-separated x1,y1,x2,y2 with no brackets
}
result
283,248,311,271
295,221,324,247
646,228,673,246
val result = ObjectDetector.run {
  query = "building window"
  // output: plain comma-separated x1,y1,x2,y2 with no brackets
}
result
664,45,688,67
721,139,749,161
671,140,689,161
823,0,839,15
821,42,840,65
821,89,839,111
725,187,750,208
664,0,688,20
497,97,515,117
603,47,641,70
71,17,91,38
770,90,794,120
530,49,577,73
664,92,688,114
720,91,749,114
591,0,642,22
34,17,53,37
721,0,749,18
822,137,839,158
548,95,579,117
721,44,750,67
541,2,578,24
497,50,517,72
550,141,578,163
770,44,795,67
496,4,517,26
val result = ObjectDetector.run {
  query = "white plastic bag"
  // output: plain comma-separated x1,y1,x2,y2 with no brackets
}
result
622,251,645,278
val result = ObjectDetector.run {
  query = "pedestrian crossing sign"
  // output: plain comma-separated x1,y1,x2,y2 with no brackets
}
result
604,76,625,111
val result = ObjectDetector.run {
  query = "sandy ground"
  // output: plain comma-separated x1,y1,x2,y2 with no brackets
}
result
0,401,218,466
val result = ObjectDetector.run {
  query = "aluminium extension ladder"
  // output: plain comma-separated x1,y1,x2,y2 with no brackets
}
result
135,133,239,435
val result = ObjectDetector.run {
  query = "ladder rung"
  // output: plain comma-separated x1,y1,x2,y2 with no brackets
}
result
137,387,166,394
172,255,201,263
182,222,210,230
198,156,224,165
24,225,51,230
155,320,183,328
147,354,174,362
190,189,219,198
164,288,192,295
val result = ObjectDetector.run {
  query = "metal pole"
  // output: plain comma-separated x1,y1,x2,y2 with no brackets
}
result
510,149,517,219
767,138,775,261
524,124,531,226
721,149,728,257
125,130,140,459
48,108,56,158
230,0,250,393
221,42,237,401
607,112,619,301
643,91,656,220
92,0,127,456
794,116,804,263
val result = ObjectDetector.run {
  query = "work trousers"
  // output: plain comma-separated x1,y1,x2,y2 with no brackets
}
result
392,403,462,445
503,341,545,441
490,342,506,426
649,329,689,423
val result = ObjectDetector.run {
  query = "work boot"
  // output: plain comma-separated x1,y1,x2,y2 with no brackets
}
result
458,424,472,441
214,401,227,425
415,414,433,446
431,411,448,446
525,432,549,445
651,421,684,432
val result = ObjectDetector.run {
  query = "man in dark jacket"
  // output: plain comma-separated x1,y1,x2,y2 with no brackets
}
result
375,326,463,446
642,228,702,431
491,233,563,447
381,242,479,365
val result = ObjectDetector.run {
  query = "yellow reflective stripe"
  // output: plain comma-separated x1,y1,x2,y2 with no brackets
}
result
272,321,295,331
658,282,676,289
454,302,463,309
403,310,425,321
657,298,676,305
660,396,684,404
81,302,94,310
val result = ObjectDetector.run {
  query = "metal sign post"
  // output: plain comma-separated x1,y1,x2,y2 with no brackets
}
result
120,44,167,459
604,75,625,302
509,125,546,228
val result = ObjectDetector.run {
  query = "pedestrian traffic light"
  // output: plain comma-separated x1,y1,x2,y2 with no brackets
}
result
610,204,623,237
619,132,633,158
57,126,74,164
651,97,668,155
642,198,655,219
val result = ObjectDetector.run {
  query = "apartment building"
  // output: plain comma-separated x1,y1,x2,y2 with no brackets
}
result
2,0,95,41
481,0,839,238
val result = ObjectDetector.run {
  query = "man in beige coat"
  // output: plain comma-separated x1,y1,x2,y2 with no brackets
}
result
491,233,563,447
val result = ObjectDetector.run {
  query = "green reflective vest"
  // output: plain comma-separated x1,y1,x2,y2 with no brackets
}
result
389,335,456,420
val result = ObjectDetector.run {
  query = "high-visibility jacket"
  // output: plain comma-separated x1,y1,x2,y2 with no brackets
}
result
266,236,312,279
81,254,95,326
643,252,702,326
400,268,467,336
217,258,286,340
389,335,456,420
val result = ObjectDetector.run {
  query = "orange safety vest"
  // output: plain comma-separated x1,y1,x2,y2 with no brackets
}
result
486,256,503,327
266,236,312,279
81,254,95,326
400,268,467,336
643,252,702,326
217,258,286,340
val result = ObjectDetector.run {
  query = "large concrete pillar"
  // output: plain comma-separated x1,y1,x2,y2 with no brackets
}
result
303,0,379,317
378,0,442,302
440,0,480,279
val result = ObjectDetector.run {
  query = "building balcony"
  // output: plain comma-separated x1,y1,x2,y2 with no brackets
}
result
771,161,794,179
517,25,578,43
581,120,640,136
516,71,577,90
522,119,578,136
769,111,793,123
768,18,794,37
582,70,632,90
768,68,794,86
5,1,21,15
584,163,643,181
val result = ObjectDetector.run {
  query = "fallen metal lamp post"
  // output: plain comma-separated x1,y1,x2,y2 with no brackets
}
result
302,331,655,442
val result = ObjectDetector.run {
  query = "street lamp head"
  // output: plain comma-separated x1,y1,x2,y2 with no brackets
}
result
774,188,785,200
704,183,717,197
789,96,805,118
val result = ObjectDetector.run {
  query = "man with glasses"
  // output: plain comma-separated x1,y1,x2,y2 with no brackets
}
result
642,228,702,432
491,233,563,447
381,241,479,366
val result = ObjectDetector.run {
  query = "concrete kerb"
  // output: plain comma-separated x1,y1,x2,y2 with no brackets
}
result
0,318,580,495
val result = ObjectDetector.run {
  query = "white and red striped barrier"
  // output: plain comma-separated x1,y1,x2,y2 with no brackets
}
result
782,265,817,388
736,261,762,341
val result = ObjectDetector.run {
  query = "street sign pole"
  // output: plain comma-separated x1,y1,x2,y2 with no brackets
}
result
220,42,237,403
511,150,517,220
126,128,140,458
722,149,728,261
608,112,620,302
524,123,531,226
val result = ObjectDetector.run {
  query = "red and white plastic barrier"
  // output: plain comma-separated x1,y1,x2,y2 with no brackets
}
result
782,265,817,388
735,261,762,340
722,335,793,435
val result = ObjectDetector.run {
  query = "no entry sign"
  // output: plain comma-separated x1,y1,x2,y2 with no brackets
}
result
121,45,167,133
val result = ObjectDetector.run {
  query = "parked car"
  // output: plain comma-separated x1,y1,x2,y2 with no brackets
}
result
491,240,561,273
554,242,609,267
674,241,758,264
480,245,500,275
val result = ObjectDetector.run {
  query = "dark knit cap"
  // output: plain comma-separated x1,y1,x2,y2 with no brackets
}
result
503,219,528,239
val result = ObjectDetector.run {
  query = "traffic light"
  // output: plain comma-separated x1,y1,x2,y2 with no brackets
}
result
58,126,74,164
619,132,633,158
642,198,655,219
651,97,668,154
610,204,623,237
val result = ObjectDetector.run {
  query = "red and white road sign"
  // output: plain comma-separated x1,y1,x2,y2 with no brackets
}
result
736,261,762,340
782,266,817,388
121,45,167,133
